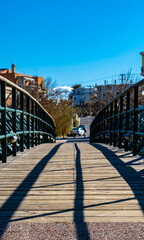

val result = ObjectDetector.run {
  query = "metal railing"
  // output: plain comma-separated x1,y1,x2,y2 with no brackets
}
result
90,79,144,156
0,76,56,163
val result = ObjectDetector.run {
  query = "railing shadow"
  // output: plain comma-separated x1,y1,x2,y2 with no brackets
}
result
0,143,62,238
0,142,142,238
74,143,90,240
31,176,121,189
91,143,144,213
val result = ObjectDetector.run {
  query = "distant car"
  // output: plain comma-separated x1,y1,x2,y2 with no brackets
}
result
70,127,85,136
79,125,87,132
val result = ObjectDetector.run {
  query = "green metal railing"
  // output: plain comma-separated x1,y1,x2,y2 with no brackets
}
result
90,79,144,156
0,76,56,163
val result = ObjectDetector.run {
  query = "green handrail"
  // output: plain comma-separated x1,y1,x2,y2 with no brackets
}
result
0,76,56,163
90,78,144,156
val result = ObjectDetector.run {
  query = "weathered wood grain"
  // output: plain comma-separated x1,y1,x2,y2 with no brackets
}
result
0,140,143,223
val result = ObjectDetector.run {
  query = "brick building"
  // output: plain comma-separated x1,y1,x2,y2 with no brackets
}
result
0,64,44,89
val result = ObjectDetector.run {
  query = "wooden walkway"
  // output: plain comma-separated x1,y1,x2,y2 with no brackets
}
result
0,138,144,223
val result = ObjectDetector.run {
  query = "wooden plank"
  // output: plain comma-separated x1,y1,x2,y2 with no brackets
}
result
0,210,143,217
0,141,143,223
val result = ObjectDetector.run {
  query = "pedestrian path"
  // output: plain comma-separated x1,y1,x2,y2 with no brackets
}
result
0,138,143,226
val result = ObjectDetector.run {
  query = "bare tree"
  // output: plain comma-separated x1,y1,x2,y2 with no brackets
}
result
85,70,141,115
24,77,76,137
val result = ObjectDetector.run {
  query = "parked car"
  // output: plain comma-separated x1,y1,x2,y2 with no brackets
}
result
70,127,85,137
79,125,87,132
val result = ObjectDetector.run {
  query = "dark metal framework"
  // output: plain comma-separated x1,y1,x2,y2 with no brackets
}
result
0,76,56,163
90,79,144,156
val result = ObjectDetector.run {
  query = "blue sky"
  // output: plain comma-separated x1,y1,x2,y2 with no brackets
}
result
0,0,144,87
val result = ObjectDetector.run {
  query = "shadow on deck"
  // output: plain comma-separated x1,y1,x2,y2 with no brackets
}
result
0,141,143,239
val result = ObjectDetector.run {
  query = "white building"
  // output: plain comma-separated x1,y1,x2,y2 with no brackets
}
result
69,85,97,107
69,83,130,108
96,83,130,102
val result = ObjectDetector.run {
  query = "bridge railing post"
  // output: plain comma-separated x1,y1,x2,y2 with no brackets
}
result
31,100,34,147
114,100,118,147
42,110,45,143
26,96,30,149
35,103,38,146
125,91,130,151
118,96,123,149
103,108,106,143
38,106,40,145
1,82,7,163
0,76,56,162
12,87,17,156
99,112,101,142
110,102,113,145
133,86,138,156
106,105,109,144
90,78,144,156
20,92,24,152
41,109,44,143
39,108,42,144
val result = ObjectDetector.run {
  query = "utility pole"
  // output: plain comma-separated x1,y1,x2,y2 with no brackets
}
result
87,85,92,101
120,74,125,84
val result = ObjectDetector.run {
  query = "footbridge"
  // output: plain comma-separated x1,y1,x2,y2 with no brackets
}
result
0,77,144,238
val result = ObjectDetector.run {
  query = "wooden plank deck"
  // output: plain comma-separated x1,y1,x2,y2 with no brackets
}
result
0,139,144,223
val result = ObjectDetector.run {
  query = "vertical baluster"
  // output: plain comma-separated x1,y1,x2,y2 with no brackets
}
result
103,108,106,143
53,119,56,142
31,100,34,147
133,86,138,155
26,96,30,149
47,115,51,143
41,109,44,143
110,103,113,145
119,96,123,149
42,109,44,143
35,103,38,146
20,92,24,152
39,108,42,143
44,112,47,143
1,82,7,162
125,91,130,151
43,111,46,143
101,111,103,143
12,87,17,156
106,105,109,144
99,111,102,143
114,100,117,147
38,106,40,144
96,114,99,142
